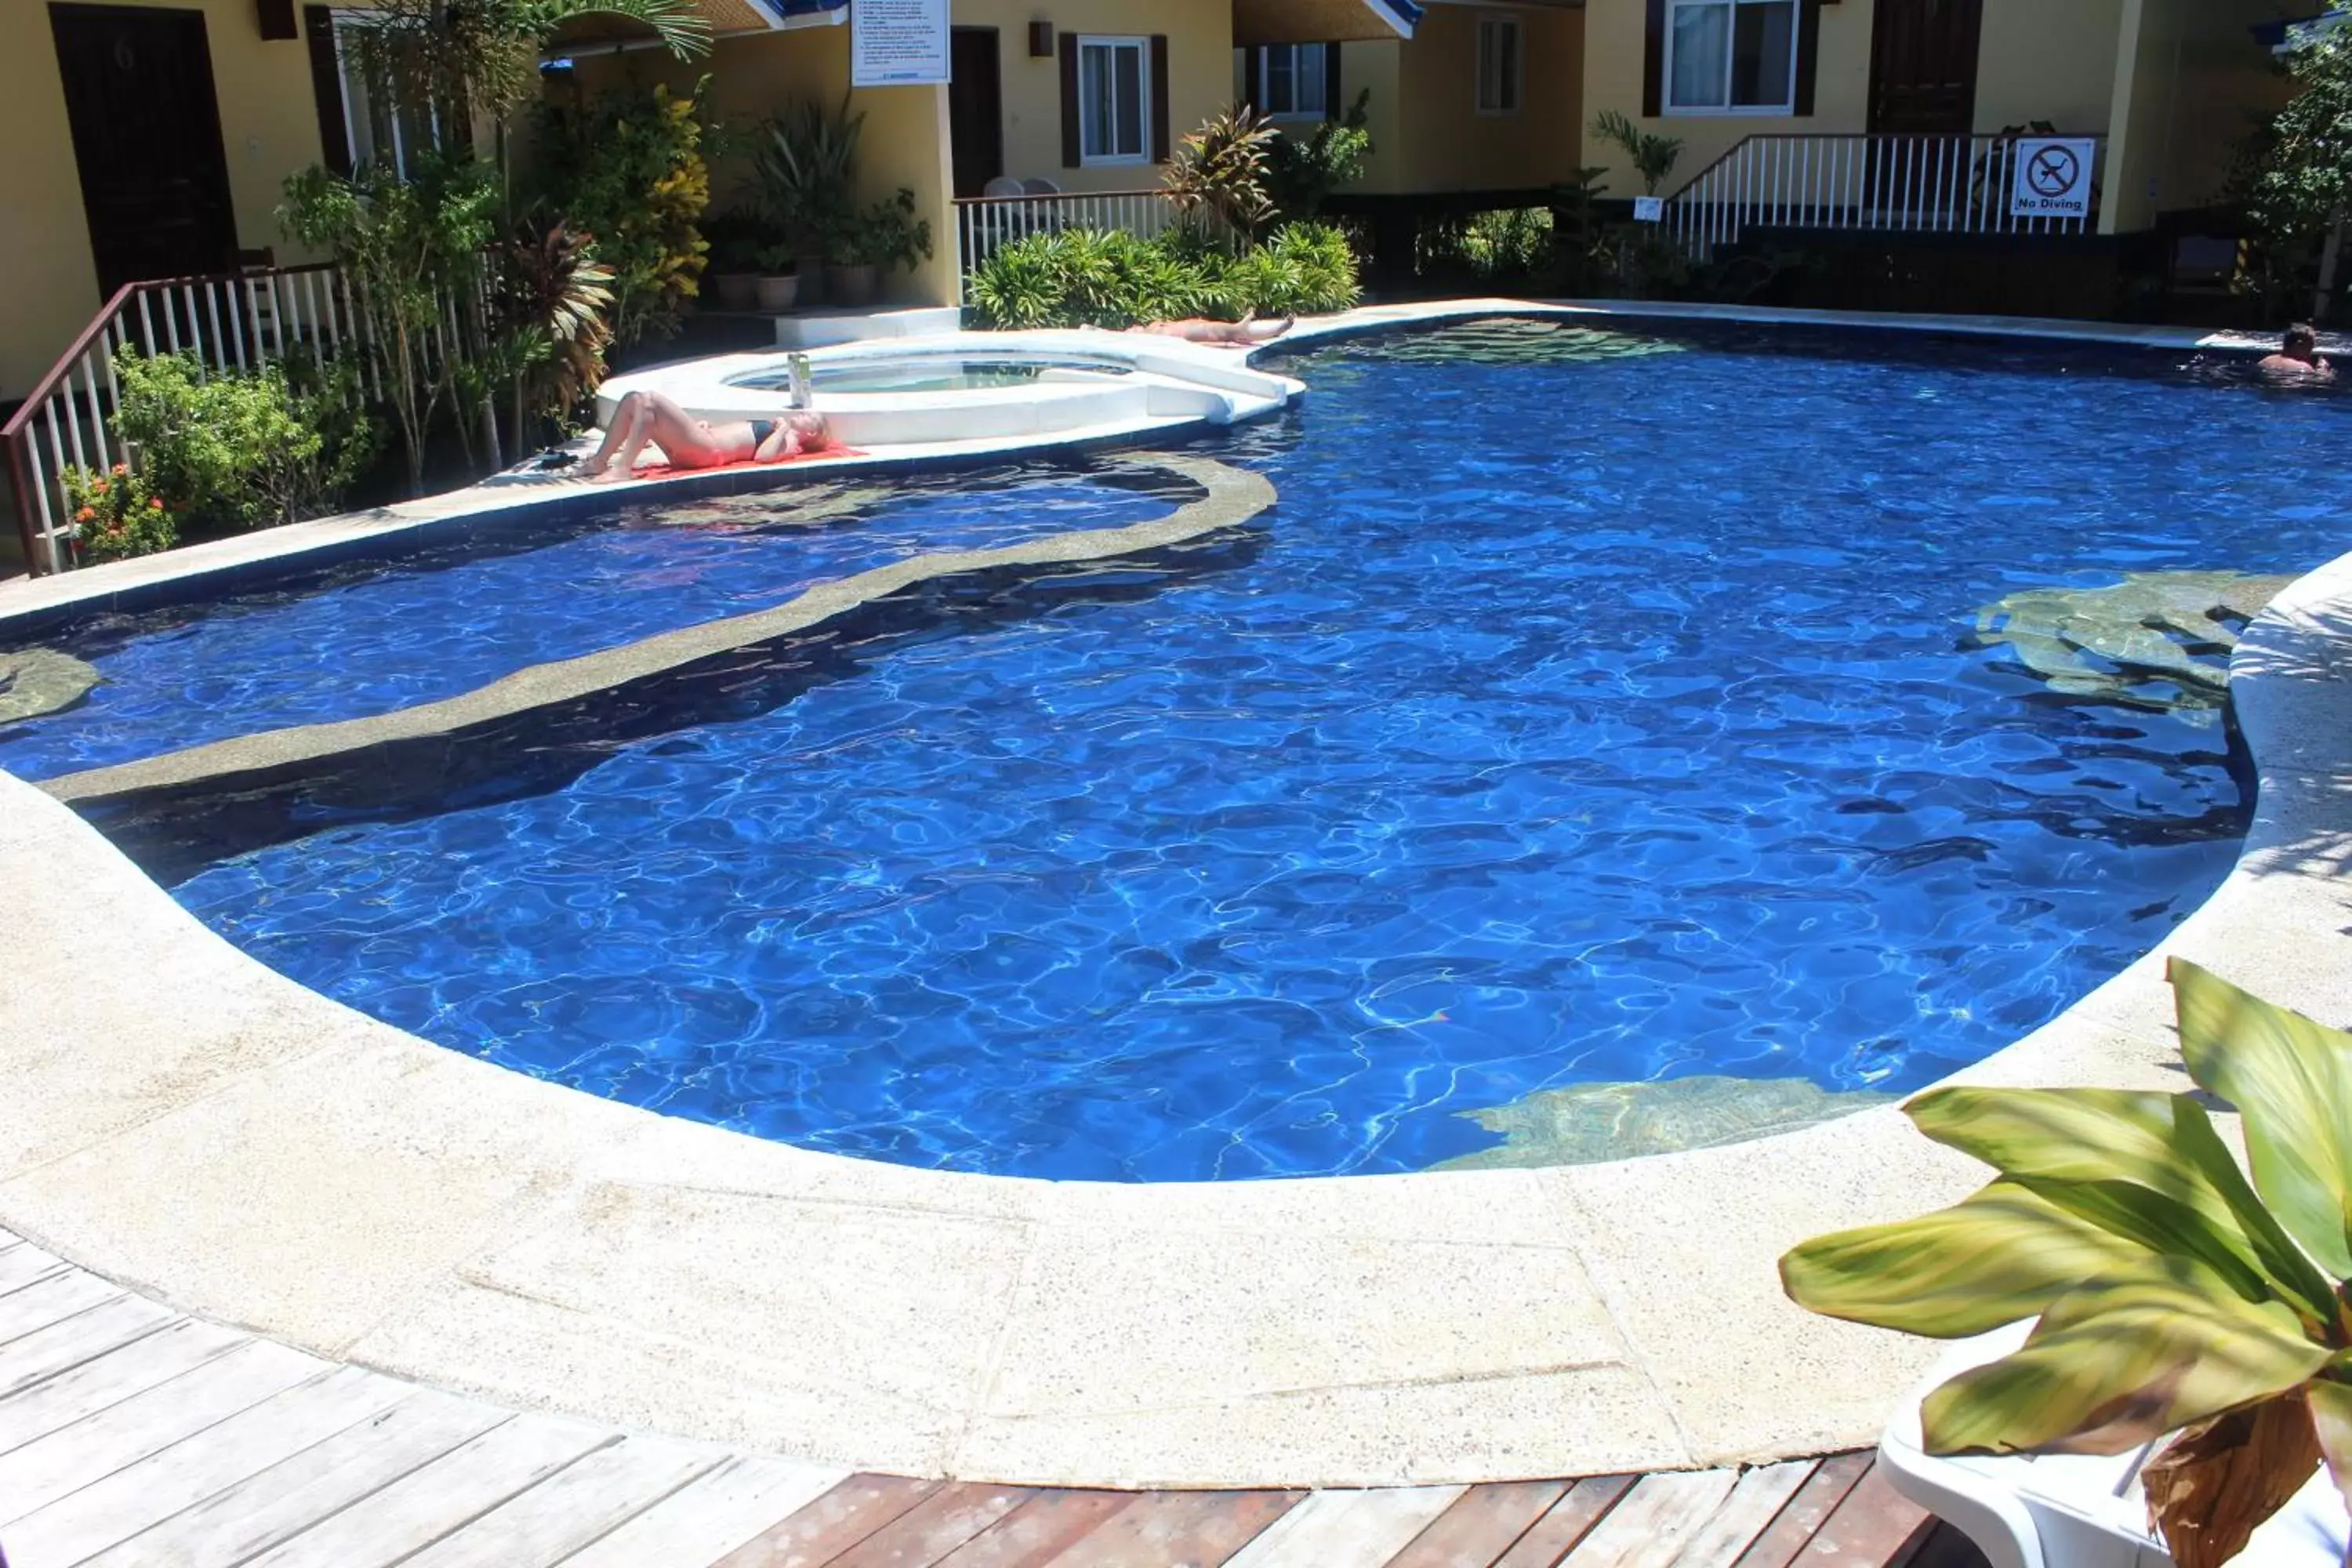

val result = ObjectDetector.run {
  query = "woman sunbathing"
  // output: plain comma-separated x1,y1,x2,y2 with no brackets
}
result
583,390,835,483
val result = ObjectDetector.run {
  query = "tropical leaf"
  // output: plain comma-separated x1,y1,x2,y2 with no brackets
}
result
2142,1392,2322,1568
1919,1258,2328,1457
2172,957,2352,1283
1906,1087,2339,1327
1780,1180,2158,1338
2305,1379,2352,1529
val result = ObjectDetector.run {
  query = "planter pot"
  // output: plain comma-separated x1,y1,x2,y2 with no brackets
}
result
754,273,800,312
712,272,759,312
796,255,829,307
827,263,880,308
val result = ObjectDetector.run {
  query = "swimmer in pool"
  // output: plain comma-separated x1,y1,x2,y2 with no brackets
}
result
2257,323,2335,381
583,390,835,483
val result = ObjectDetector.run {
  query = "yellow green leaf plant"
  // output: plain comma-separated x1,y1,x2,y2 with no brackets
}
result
1781,959,2352,1568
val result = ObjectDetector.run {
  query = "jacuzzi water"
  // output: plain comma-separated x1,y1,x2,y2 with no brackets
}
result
728,356,1134,396
0,468,1171,779
45,320,2352,1181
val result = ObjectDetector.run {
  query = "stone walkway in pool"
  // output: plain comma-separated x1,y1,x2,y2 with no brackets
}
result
0,1229,1983,1568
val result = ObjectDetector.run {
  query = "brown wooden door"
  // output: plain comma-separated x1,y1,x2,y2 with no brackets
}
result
49,2,239,295
1867,0,1984,135
949,27,1004,198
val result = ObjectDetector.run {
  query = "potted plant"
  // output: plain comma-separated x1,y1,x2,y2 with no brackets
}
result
829,187,933,308
753,243,799,312
702,209,764,312
755,93,863,309
1781,959,2352,1568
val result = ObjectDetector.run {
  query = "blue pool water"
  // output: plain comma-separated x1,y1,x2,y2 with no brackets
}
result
89,322,2352,1178
0,469,1170,780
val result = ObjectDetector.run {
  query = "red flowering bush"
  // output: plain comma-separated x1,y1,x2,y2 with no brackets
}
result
59,461,176,563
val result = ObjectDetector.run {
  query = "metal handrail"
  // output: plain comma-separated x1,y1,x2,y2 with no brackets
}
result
1659,132,2107,261
7,262,354,576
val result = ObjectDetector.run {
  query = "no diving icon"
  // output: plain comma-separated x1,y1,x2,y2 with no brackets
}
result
2011,136,2096,220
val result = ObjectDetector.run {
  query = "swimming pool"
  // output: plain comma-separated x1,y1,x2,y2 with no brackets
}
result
38,319,2350,1181
0,466,1176,780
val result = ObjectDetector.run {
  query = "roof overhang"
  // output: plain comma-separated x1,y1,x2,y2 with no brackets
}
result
1232,0,1420,47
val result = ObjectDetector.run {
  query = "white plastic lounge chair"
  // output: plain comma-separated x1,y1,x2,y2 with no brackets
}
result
1020,176,1062,195
982,175,1026,198
1878,1323,2351,1567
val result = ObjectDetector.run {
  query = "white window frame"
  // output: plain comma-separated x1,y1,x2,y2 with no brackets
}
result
1661,0,1802,118
1475,16,1523,116
1076,35,1152,167
1252,43,1330,122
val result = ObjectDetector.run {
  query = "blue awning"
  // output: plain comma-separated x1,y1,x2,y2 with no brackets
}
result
2255,9,2349,49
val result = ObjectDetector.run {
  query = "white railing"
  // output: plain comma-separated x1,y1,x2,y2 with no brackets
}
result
1662,134,2107,261
953,189,1190,279
5,263,365,576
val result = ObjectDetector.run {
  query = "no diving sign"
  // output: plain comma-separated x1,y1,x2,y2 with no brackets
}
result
2010,137,2096,220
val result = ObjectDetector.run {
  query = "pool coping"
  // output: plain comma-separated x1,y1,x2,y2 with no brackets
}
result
2,298,2349,1489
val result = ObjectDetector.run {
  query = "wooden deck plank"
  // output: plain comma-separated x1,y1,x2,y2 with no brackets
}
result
0,1245,67,1298
0,1338,328,1526
1033,1490,1301,1568
2,1363,412,1568
1673,1464,1821,1568
931,1490,1139,1568
1560,1469,1741,1568
0,1272,126,1345
554,1455,857,1568
400,1432,727,1568
0,1316,246,1458
1221,1487,1468,1568
238,1412,617,1568
1491,1475,1641,1568
822,1480,1035,1567
0,1298,177,1402
1787,1465,1935,1566
1729,1455,1875,1568
1386,1482,1573,1568
712,1472,942,1568
78,1391,510,1568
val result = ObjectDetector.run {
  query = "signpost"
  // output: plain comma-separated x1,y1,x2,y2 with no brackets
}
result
851,0,949,86
2009,137,2096,223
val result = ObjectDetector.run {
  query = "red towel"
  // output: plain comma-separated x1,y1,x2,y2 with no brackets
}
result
626,446,866,481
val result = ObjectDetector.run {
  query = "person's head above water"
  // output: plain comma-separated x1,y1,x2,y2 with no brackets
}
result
2285,323,2321,360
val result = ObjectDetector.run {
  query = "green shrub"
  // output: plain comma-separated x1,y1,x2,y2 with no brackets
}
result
532,78,711,346
1264,90,1374,221
966,223,1358,330
111,349,380,535
60,462,176,563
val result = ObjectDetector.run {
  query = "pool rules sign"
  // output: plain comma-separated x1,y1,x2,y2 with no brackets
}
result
2010,137,2096,221
851,0,949,85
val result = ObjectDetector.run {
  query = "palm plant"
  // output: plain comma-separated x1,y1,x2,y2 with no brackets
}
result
1783,959,2352,1568
487,214,614,448
755,94,866,260
1591,110,1683,197
343,0,709,131
1164,107,1278,246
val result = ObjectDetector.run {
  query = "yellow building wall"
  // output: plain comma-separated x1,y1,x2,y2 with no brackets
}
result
1580,0,1875,198
566,24,955,307
2103,0,2287,234
1973,0,2122,136
0,0,328,398
949,0,1233,194
1346,4,1581,196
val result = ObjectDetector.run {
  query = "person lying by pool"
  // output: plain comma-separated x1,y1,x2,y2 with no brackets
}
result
2257,324,2335,380
582,390,835,483
1104,314,1295,349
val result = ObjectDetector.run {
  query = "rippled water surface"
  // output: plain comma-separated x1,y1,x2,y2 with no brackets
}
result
0,470,1167,779
115,322,2352,1178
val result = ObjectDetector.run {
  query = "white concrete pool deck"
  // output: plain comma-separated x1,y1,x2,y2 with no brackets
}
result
0,299,2346,1489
